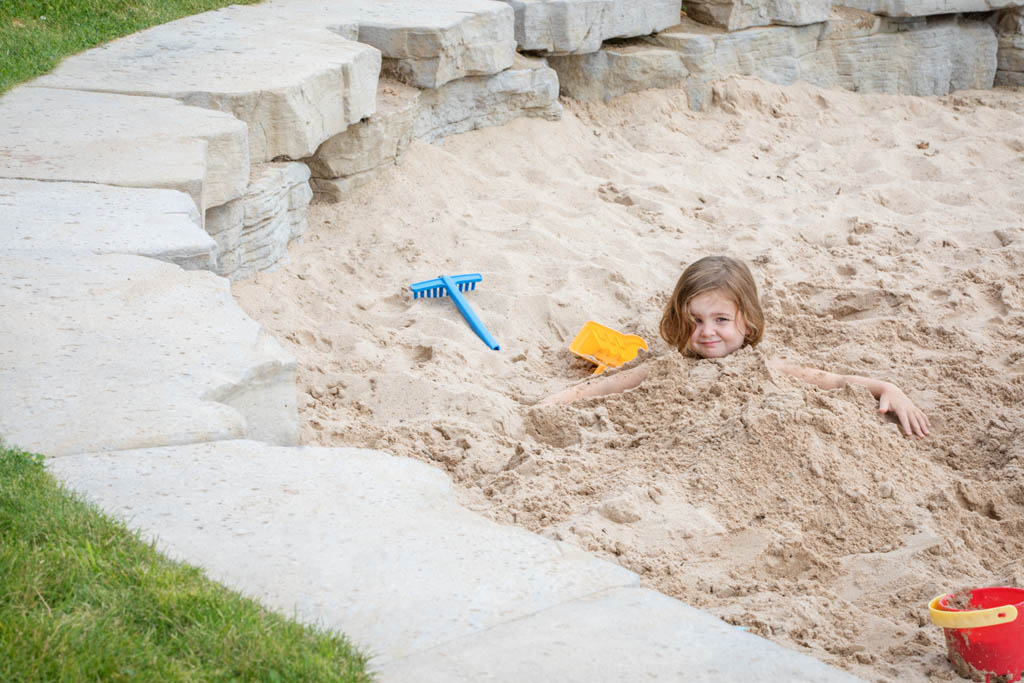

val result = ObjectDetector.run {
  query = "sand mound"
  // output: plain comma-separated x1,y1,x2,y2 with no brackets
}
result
234,76,1024,680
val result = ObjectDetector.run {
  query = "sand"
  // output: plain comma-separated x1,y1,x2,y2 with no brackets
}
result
233,76,1024,681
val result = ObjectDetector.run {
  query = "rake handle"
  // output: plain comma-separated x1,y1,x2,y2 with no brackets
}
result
441,275,500,350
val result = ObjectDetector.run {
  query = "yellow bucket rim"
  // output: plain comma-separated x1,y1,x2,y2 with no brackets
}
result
929,594,1019,629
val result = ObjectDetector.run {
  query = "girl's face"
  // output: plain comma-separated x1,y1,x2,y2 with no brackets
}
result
687,290,747,359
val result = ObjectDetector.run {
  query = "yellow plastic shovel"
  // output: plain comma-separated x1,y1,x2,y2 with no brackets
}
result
569,320,648,375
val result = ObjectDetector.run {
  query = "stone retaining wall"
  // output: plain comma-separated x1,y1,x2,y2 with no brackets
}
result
551,7,1006,107
1,0,1020,457
6,0,1020,281
0,3,1017,677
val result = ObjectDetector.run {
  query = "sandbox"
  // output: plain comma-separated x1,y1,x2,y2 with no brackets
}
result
234,78,1024,681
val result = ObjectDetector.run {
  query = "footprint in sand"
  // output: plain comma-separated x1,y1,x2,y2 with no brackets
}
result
597,181,633,206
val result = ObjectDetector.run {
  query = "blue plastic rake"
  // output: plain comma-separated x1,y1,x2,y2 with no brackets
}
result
410,273,500,350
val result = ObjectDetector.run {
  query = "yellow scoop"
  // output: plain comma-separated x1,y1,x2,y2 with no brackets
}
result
569,320,648,375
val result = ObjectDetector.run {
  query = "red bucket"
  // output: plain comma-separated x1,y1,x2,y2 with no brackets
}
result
929,587,1024,682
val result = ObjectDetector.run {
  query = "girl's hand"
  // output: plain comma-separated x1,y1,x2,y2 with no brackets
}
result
877,382,930,438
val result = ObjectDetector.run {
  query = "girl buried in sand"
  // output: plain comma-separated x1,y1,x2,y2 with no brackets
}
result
542,255,931,439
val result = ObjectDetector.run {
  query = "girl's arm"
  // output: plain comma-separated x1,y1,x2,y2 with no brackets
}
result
538,363,650,406
768,359,930,438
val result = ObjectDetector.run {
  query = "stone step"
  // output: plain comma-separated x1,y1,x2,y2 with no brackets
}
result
0,254,298,457
0,87,249,215
296,0,518,88
502,0,682,54
46,440,861,682
684,0,832,31
33,3,380,164
205,163,313,280
0,179,215,271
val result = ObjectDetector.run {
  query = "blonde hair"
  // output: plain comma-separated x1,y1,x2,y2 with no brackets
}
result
659,256,765,356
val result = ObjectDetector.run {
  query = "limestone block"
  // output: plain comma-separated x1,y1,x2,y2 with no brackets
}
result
312,60,560,202
629,20,820,108
805,16,997,96
0,87,248,214
504,0,683,54
0,254,298,457
0,180,215,271
1000,5,1024,34
548,45,689,102
650,18,821,82
685,0,832,31
841,0,1024,16
413,56,562,142
823,6,883,40
560,13,994,107
33,3,380,163
46,441,640,662
996,8,1024,85
205,163,313,280
351,0,517,88
307,80,420,179
258,0,516,88
309,173,381,203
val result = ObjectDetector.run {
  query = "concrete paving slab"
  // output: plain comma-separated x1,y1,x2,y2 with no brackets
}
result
0,179,215,271
0,87,248,213
32,3,380,163
379,586,863,682
502,0,682,55
46,441,639,664
47,440,862,680
0,254,297,457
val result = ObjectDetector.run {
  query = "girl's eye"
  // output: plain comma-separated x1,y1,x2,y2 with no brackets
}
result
717,317,729,323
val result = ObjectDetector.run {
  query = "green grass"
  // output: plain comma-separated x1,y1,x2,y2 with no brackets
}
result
0,442,371,682
1,3,373,677
0,0,261,94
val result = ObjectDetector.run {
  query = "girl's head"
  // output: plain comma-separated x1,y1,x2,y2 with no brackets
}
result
659,256,764,358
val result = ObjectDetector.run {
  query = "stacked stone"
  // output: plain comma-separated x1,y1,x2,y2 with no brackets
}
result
997,7,1024,85
206,164,314,280
0,1,392,455
545,0,1017,107
306,0,695,202
304,0,563,203
24,2,379,279
4,0,688,457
